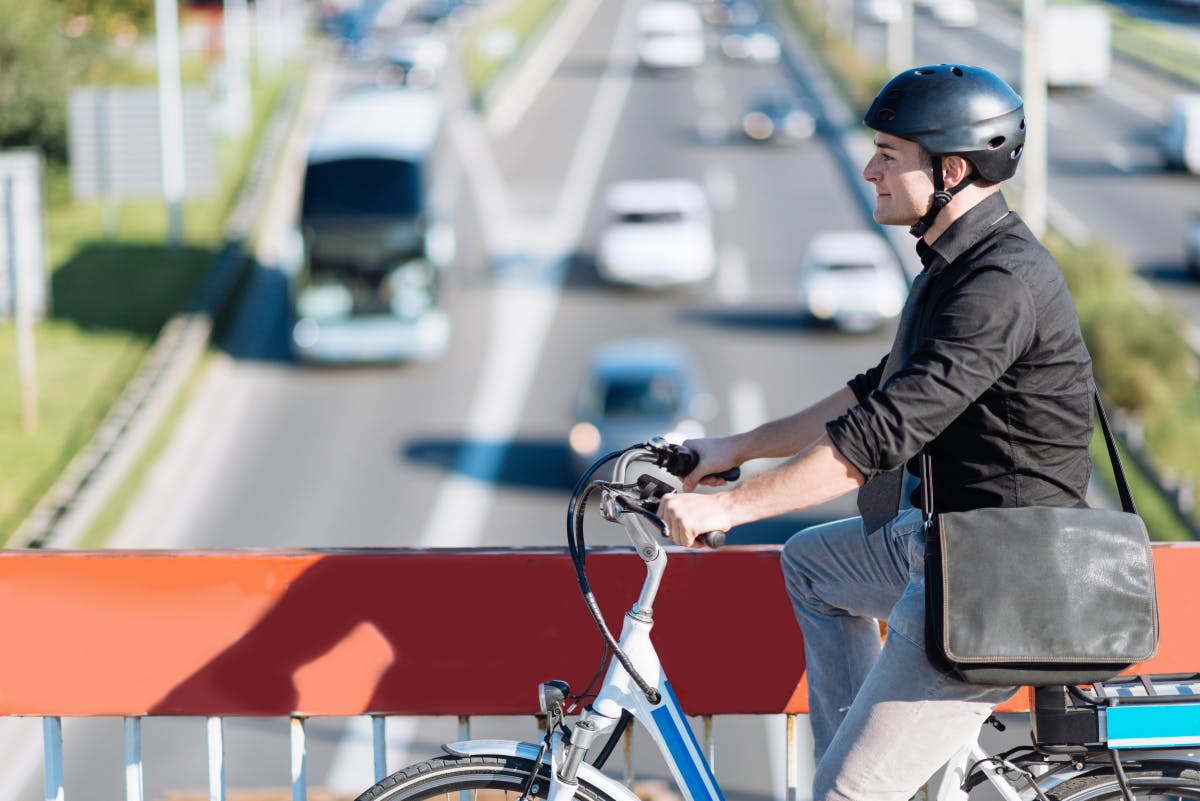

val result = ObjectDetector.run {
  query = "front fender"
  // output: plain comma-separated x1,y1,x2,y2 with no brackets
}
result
442,739,642,801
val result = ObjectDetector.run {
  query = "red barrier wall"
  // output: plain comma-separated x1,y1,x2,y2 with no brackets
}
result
0,544,1194,719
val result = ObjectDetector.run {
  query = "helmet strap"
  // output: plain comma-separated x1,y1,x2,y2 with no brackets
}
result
909,156,975,238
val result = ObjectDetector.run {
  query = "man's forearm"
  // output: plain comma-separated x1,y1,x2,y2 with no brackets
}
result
730,385,859,462
719,434,865,528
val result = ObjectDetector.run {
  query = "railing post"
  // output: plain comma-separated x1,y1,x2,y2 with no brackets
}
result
702,716,714,775
125,717,144,801
624,721,635,788
43,716,64,801
458,717,471,801
372,714,388,782
785,714,797,801
291,716,307,801
207,716,225,801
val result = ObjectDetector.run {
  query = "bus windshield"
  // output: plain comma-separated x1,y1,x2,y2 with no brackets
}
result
301,158,423,219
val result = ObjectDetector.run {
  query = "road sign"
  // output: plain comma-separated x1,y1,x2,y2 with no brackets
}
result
67,85,216,202
0,150,47,321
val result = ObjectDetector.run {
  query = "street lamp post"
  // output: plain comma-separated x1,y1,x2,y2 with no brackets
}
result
155,0,186,246
1022,0,1048,237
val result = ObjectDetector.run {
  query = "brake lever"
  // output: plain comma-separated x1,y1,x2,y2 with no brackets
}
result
633,476,725,549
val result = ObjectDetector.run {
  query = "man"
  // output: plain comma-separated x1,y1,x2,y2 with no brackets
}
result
658,65,1094,801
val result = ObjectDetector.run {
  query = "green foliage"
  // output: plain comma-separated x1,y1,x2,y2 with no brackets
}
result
463,0,564,102
779,0,889,114
0,0,76,159
0,0,171,161
62,0,155,29
1051,235,1200,425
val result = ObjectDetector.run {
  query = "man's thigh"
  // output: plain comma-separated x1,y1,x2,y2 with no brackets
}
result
782,508,922,621
813,589,1018,801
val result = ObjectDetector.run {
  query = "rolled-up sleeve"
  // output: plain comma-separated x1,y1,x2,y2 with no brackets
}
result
847,354,888,403
826,267,1037,479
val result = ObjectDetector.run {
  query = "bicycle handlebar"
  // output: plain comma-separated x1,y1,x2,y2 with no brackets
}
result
622,438,739,549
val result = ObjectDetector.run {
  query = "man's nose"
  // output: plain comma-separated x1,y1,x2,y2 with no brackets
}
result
863,156,880,182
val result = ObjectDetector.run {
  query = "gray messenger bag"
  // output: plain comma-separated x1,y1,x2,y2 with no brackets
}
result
922,393,1160,686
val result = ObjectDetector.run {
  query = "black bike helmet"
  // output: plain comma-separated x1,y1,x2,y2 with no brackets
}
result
864,65,1026,236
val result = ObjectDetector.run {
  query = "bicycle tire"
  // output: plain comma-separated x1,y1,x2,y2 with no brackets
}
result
354,754,623,801
1047,764,1200,801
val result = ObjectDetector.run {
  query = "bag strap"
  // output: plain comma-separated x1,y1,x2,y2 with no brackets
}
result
920,391,1137,519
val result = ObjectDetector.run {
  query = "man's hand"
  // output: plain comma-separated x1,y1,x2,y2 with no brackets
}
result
679,436,742,492
658,491,732,548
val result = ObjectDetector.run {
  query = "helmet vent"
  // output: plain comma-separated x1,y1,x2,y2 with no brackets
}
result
885,88,904,98
1020,118,1026,130
988,136,1006,149
914,68,935,75
1011,145,1023,160
876,109,897,122
951,66,964,76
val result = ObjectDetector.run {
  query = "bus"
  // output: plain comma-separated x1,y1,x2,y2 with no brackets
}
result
288,87,455,363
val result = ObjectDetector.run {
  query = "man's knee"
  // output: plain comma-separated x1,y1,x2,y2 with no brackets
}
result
780,525,831,610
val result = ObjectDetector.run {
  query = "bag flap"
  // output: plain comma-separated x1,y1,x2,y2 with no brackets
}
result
937,506,1159,664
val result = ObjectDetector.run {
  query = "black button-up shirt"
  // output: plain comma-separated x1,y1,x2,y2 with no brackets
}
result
827,193,1095,513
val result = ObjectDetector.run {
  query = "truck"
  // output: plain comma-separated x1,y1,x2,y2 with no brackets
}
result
1044,4,1111,88
285,87,456,364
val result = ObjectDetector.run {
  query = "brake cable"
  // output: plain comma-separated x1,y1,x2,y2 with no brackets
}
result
566,447,662,705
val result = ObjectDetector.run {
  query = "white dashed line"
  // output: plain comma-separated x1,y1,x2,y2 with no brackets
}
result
716,243,749,305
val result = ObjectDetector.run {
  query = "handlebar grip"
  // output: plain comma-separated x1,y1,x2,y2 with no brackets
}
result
665,445,741,483
697,531,726,549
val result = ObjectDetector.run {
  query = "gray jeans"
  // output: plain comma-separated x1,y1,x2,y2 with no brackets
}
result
781,508,1018,801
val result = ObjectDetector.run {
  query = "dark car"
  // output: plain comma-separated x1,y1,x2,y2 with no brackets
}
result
568,339,716,478
741,93,817,144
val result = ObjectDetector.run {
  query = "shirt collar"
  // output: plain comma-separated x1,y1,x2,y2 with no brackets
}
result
916,192,1011,270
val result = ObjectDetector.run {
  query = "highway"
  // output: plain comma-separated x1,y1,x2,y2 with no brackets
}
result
906,0,1200,322
8,0,1197,798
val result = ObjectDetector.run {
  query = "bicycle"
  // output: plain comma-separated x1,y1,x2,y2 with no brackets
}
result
354,439,1200,801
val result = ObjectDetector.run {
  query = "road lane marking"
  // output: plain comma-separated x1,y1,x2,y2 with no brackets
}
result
705,165,737,210
728,378,765,434
1046,194,1093,247
716,243,749,305
486,0,606,137
325,0,642,790
1105,79,1166,122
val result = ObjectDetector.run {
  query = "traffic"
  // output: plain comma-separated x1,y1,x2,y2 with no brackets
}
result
7,0,1199,798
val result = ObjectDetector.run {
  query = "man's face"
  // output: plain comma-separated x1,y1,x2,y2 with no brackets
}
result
862,132,934,227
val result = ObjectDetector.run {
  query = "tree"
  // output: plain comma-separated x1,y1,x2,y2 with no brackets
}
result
0,0,74,160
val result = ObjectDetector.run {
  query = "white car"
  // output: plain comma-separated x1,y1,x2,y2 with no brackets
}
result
929,0,978,27
636,1,706,69
797,230,908,332
596,180,717,287
1163,94,1200,174
855,0,902,23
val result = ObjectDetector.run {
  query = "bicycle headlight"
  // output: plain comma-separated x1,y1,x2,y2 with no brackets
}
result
538,680,570,714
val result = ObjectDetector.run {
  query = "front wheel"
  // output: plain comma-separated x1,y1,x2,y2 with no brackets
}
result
1048,765,1200,801
355,754,621,801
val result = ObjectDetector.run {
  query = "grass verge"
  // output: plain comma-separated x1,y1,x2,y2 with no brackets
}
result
462,0,567,103
0,66,297,544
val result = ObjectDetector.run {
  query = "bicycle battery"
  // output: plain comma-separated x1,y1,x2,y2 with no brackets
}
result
1033,674,1200,751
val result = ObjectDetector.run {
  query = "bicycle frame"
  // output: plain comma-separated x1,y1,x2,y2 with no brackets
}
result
435,445,1200,801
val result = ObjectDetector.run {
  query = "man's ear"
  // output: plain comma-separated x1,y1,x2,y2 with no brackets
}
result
942,155,972,189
